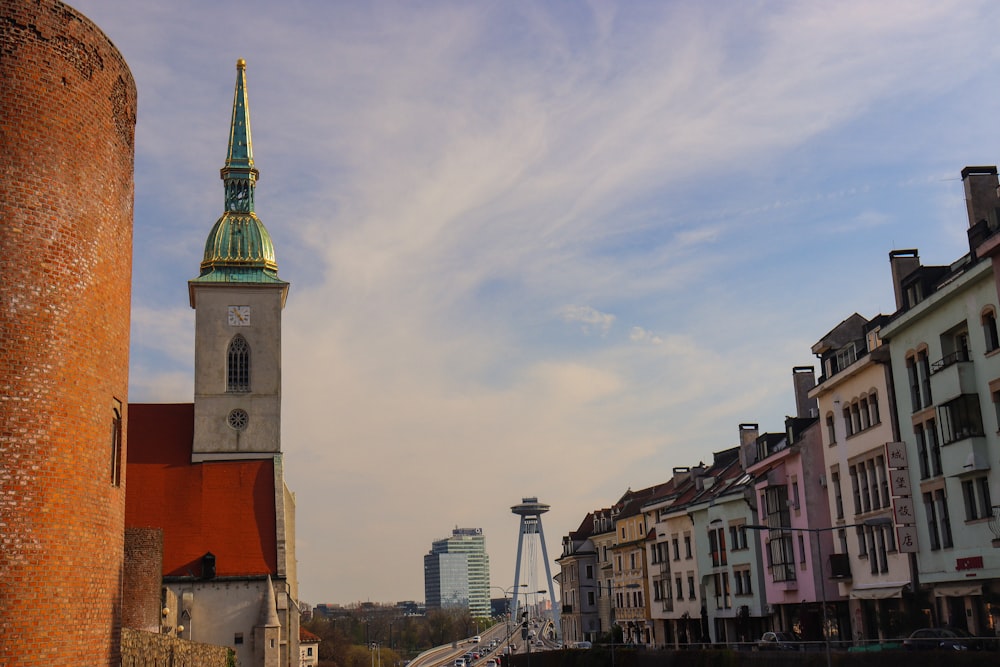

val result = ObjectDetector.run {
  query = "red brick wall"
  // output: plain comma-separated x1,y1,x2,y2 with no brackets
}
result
123,528,165,633
0,1,135,664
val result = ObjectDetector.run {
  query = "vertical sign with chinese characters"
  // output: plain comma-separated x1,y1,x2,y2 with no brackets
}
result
885,441,918,553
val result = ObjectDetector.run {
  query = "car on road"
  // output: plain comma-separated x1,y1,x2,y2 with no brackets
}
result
903,628,976,651
759,631,800,651
472,636,481,644
455,659,466,667
572,641,592,649
485,660,497,667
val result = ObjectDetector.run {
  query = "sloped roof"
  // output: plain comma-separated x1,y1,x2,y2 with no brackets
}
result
300,627,322,643
125,403,278,578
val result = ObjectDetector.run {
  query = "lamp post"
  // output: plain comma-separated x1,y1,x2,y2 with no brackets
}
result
492,585,527,658
746,517,894,667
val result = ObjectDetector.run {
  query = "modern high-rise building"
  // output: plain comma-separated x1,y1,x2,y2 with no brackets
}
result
424,528,491,617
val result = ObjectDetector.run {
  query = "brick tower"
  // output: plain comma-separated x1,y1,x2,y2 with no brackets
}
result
0,1,136,664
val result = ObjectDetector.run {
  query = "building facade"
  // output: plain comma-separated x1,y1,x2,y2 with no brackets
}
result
424,528,491,617
0,1,136,664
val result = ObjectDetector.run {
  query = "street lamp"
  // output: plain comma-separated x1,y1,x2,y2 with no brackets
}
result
746,517,894,667
491,585,527,657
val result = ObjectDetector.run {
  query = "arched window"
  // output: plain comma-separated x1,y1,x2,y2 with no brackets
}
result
227,334,250,392
983,308,999,353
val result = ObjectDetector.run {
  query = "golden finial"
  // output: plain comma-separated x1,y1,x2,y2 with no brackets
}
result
237,58,246,69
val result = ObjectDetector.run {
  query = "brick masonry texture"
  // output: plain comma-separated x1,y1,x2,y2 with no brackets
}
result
0,1,136,665
123,528,165,633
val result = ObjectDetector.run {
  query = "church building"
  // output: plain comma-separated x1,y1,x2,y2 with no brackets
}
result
125,59,300,667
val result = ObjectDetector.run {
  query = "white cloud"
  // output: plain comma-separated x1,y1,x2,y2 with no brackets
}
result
558,305,616,336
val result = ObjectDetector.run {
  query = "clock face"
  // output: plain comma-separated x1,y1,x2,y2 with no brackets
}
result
227,305,251,326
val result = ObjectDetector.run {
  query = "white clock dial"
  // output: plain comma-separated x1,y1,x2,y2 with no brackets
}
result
227,305,251,326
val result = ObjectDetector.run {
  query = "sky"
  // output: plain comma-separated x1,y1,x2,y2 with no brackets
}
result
69,0,1000,605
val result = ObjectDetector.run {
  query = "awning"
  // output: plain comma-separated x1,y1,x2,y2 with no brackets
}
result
934,583,982,598
849,585,905,600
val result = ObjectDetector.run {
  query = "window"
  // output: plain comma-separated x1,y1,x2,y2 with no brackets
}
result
733,568,752,596
924,489,954,550
831,470,844,519
928,419,942,476
587,590,595,605
826,413,836,445
227,334,251,392
915,423,930,479
907,350,933,411
836,343,857,372
919,350,933,407
675,577,683,600
962,476,992,521
687,575,696,600
110,400,123,487
672,537,680,561
868,392,881,425
585,565,594,579
713,572,731,609
729,524,747,550
993,388,1000,431
940,394,984,444
843,405,854,437
936,489,953,548
798,534,806,563
862,524,891,574
923,491,940,550
907,355,921,412
984,309,1000,353
765,531,796,582
684,534,692,558
708,526,727,566
849,468,861,514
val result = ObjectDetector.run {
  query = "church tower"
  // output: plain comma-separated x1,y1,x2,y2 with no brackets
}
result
189,59,289,462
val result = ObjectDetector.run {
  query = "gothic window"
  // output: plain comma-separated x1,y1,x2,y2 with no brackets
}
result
227,334,251,392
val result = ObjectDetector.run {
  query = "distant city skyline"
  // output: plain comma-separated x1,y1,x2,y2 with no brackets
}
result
68,0,1000,603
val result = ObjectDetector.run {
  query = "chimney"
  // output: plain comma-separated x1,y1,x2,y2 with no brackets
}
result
792,366,817,418
962,166,1000,228
889,249,920,311
738,423,759,469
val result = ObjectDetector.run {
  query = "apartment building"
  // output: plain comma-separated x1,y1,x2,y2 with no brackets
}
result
876,166,1000,635
688,447,765,645
556,513,600,644
808,313,914,642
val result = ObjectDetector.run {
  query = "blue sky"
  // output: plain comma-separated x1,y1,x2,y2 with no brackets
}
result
71,0,1000,605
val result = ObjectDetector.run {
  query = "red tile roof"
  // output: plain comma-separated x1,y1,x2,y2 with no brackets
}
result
125,403,277,577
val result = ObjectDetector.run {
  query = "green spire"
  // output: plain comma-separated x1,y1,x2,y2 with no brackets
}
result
192,59,285,286
223,57,256,212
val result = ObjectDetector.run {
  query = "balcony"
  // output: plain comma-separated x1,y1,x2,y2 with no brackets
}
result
930,351,976,399
828,553,852,579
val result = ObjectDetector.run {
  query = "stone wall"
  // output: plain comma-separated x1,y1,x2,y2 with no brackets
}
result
121,628,232,667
